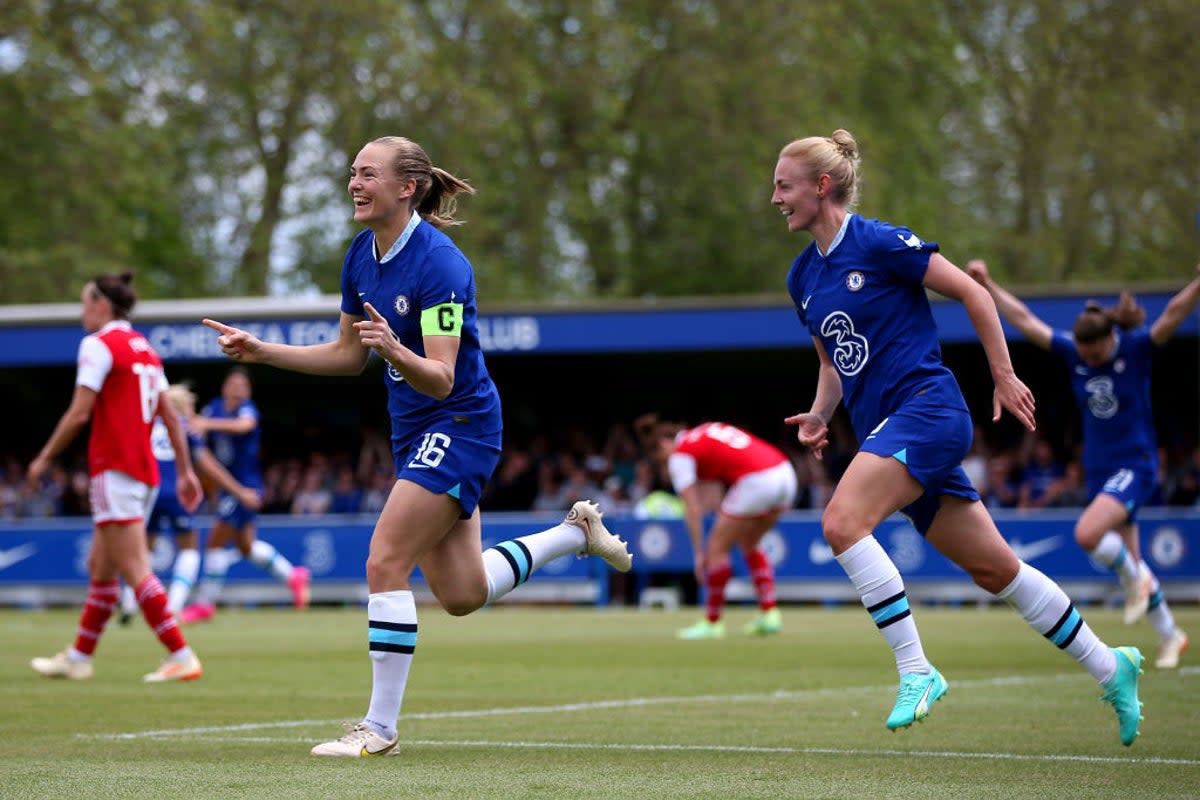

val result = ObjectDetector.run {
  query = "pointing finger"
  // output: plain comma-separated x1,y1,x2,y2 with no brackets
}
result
202,319,237,334
362,302,386,322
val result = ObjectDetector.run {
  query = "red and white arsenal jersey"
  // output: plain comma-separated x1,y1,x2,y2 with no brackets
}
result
668,422,787,491
76,321,167,485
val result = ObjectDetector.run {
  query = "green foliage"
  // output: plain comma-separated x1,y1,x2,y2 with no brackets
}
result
1,0,1197,303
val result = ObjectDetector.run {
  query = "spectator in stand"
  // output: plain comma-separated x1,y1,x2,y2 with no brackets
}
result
1046,460,1090,509
1017,435,1066,510
531,458,571,512
981,450,1021,510
331,464,365,514
291,464,334,515
1165,444,1200,506
480,448,538,511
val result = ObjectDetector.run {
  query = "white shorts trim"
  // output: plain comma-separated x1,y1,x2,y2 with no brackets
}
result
90,470,158,525
721,461,798,518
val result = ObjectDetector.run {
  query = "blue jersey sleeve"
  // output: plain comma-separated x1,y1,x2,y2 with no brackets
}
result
865,219,939,285
417,245,474,312
340,231,373,317
1048,330,1077,365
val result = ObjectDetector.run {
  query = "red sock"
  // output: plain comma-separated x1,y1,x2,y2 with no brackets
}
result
745,548,778,611
136,575,187,653
73,580,119,656
703,560,733,622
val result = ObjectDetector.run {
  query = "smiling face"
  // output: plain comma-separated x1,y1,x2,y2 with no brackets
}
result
347,142,415,227
772,156,821,233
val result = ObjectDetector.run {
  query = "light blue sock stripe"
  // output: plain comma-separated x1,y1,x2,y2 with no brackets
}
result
1111,546,1126,571
1148,589,1164,612
1049,608,1082,647
869,597,909,625
370,629,418,648
496,541,532,584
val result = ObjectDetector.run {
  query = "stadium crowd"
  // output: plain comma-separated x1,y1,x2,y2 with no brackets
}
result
6,415,1200,521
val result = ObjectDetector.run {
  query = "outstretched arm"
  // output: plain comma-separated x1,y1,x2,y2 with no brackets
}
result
203,312,371,376
1150,262,1200,345
964,259,1054,351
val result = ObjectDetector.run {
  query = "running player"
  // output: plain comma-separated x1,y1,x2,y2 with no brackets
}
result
118,383,265,620
28,272,204,682
202,135,632,757
968,258,1196,668
637,415,795,639
774,129,1143,744
180,367,309,622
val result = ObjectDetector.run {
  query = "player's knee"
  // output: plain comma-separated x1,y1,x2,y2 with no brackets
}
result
442,596,484,617
820,504,860,552
1073,523,1101,551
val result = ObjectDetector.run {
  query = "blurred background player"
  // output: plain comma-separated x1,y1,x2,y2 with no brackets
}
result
180,367,309,622
969,258,1197,668
28,272,204,682
118,383,264,621
637,414,795,639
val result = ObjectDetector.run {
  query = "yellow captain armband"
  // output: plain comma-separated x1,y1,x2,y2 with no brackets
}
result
421,302,464,336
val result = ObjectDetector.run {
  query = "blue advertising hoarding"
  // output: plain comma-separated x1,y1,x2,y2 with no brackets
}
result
2,509,1195,606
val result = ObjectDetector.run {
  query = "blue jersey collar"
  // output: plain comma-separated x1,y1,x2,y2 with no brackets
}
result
820,213,854,257
375,210,421,264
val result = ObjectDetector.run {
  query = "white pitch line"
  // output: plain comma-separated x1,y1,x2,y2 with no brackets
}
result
132,735,1200,767
79,668,1199,748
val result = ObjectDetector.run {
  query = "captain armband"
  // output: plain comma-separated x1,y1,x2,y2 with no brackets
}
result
421,302,464,337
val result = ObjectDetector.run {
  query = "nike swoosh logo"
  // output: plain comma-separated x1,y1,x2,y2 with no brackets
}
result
1008,535,1063,562
808,539,836,565
801,295,812,310
0,543,36,571
916,679,936,718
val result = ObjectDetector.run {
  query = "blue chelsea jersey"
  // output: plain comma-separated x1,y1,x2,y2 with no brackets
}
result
1049,326,1158,475
786,214,967,442
202,397,262,488
340,219,502,447
150,416,206,492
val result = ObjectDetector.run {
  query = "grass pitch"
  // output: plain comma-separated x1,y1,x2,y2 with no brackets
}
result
1,603,1197,800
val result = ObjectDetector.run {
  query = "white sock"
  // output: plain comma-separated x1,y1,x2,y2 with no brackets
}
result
119,584,138,615
483,522,586,604
835,535,929,676
363,590,417,741
1090,532,1140,585
249,539,294,582
168,548,200,614
1144,565,1178,641
997,561,1117,684
193,548,237,606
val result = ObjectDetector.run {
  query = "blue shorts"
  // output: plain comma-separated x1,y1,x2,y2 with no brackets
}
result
147,493,193,536
858,400,979,535
216,491,257,529
392,424,502,518
1087,465,1157,522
